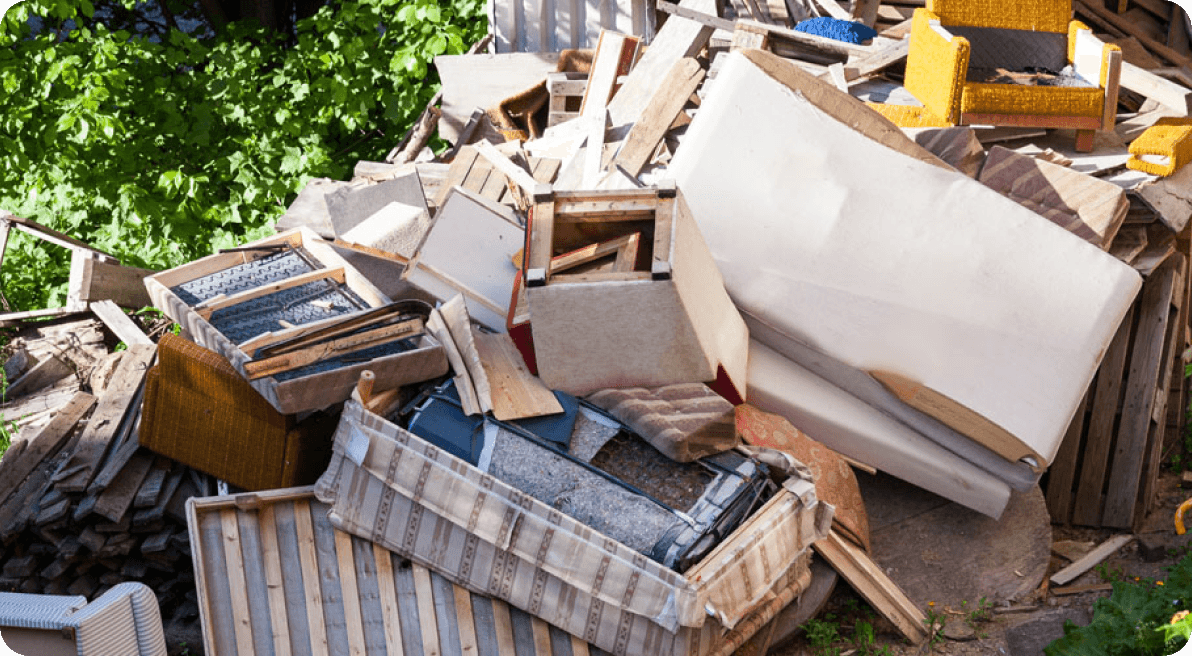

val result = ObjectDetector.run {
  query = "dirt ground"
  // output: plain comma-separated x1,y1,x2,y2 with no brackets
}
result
770,470,1192,656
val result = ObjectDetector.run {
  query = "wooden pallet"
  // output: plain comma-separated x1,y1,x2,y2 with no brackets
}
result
1046,250,1190,529
547,72,587,128
433,146,561,212
189,487,612,656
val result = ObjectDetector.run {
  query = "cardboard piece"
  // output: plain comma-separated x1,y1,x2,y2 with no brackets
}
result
405,186,524,332
670,50,1140,473
436,53,562,143
979,145,1130,250
314,394,831,655
324,172,429,238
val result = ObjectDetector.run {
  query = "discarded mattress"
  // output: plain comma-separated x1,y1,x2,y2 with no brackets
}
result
669,50,1140,481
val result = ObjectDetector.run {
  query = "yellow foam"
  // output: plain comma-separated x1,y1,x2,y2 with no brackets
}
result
927,0,1069,33
1128,117,1192,177
960,83,1104,118
865,103,952,128
904,9,970,124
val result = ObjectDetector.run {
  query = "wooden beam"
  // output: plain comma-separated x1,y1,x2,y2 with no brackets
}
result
814,530,929,644
51,344,154,494
1050,534,1135,586
0,392,95,508
91,300,153,347
1119,62,1192,113
613,58,706,177
1075,0,1192,70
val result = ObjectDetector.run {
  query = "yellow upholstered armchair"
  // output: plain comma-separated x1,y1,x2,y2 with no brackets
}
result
901,0,1122,151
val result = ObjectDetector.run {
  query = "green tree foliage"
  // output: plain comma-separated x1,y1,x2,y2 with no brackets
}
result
0,0,485,310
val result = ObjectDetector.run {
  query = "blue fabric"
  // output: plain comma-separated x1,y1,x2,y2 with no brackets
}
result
794,17,878,44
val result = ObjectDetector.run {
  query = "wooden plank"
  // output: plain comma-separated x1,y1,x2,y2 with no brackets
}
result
374,544,405,656
473,331,563,421
1072,303,1136,526
474,142,548,199
613,58,705,177
336,529,369,656
91,300,153,347
452,584,478,656
1115,62,1192,113
531,617,553,656
79,258,155,308
839,37,909,82
244,317,425,380
413,564,443,656
195,267,346,320
1,212,116,257
1075,0,1192,69
813,530,928,644
426,307,484,417
607,0,716,127
92,450,155,522
490,599,519,656
0,391,93,508
222,508,257,655
1044,389,1089,524
52,344,154,493
850,0,880,26
259,504,294,656
133,456,173,509
1050,534,1135,586
1102,259,1178,528
295,500,331,656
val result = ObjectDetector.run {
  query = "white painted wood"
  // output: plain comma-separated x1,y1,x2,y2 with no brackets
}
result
490,0,653,52
669,51,1141,470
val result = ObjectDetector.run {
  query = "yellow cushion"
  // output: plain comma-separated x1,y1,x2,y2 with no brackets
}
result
1127,117,1192,177
865,103,953,128
960,83,1104,118
927,0,1070,33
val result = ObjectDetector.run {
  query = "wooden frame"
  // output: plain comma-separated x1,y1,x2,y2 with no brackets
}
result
188,486,601,656
522,183,750,399
145,227,447,415
0,212,154,325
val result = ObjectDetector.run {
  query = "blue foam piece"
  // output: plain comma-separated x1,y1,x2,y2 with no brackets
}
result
794,17,877,44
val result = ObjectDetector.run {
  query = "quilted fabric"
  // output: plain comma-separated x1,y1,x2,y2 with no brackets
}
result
949,26,1067,73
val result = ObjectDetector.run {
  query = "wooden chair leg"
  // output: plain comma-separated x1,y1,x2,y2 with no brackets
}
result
1075,130,1096,153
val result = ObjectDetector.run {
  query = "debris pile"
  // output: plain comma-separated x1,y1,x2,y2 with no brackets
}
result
1,0,1191,653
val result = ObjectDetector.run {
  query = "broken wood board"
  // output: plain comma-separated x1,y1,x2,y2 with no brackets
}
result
979,146,1130,250
315,395,830,655
613,57,705,177
607,0,717,128
77,258,155,309
0,392,94,509
903,126,986,178
406,186,523,332
473,330,563,421
91,299,153,347
51,344,154,494
440,294,494,416
670,49,1141,473
1050,534,1136,586
814,530,927,644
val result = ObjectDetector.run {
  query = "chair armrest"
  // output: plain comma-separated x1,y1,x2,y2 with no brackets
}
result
1069,20,1120,87
904,8,970,124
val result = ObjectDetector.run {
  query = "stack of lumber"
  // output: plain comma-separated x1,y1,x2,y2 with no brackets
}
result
0,312,210,632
